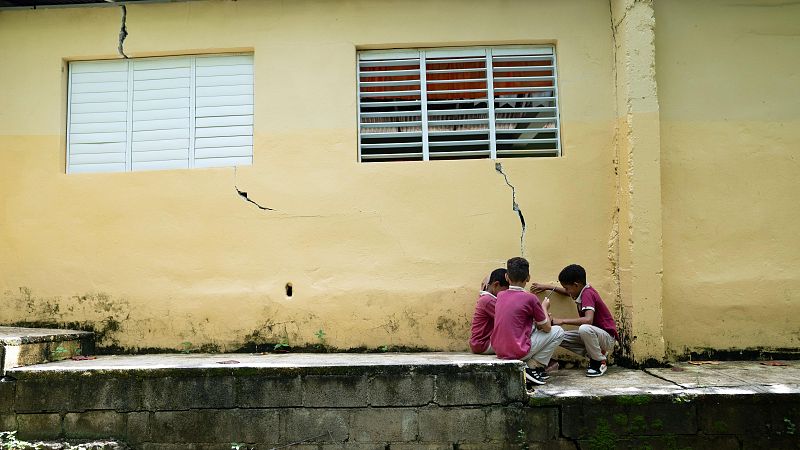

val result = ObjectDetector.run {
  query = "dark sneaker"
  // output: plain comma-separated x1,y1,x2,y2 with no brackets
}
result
535,367,551,380
586,359,607,377
525,367,546,385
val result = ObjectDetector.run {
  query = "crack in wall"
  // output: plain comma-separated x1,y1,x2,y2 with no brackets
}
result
234,166,274,211
494,162,526,257
113,3,129,59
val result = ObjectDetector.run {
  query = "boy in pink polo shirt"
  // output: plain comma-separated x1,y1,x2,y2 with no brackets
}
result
492,257,565,386
532,264,618,377
469,268,509,354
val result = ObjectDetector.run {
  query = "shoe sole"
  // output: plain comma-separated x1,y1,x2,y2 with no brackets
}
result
586,365,608,377
525,373,546,385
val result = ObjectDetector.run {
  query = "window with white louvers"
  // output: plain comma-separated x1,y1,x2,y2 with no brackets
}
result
67,54,253,174
357,46,560,162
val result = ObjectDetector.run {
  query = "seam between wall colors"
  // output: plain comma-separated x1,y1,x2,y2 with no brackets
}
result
607,0,623,337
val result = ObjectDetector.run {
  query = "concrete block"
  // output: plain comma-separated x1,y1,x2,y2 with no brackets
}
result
227,409,280,443
64,410,126,438
289,445,383,450
418,407,485,443
152,410,229,443
697,395,800,436
579,435,740,450
350,407,418,442
389,444,454,450
141,376,235,410
742,436,800,450
126,411,150,444
301,375,368,407
485,406,559,442
151,409,280,444
561,399,696,439
457,444,513,450
282,408,350,443
0,380,14,413
0,414,16,431
528,440,580,450
16,413,62,440
236,375,302,407
434,372,507,406
15,375,140,412
369,373,434,406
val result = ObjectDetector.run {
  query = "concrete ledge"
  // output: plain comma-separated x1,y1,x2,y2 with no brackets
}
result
0,326,94,374
1,356,798,448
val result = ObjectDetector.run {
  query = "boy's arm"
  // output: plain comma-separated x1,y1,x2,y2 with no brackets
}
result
552,310,594,327
530,282,567,296
535,297,552,332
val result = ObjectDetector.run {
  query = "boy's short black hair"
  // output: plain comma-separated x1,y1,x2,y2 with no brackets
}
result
558,264,587,285
506,257,529,283
488,268,509,287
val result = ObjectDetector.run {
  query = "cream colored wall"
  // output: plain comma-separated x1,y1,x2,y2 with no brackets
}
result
656,0,800,353
0,0,618,352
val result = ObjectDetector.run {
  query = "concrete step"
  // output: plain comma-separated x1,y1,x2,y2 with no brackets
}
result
0,327,94,375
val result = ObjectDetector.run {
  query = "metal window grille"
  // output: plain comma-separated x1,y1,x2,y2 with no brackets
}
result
358,46,560,162
67,54,254,174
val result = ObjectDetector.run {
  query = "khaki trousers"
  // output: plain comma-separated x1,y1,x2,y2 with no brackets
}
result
522,325,565,368
561,324,615,361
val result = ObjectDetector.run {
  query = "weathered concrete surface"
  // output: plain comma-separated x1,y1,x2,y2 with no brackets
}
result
0,326,94,374
2,355,799,448
534,360,800,399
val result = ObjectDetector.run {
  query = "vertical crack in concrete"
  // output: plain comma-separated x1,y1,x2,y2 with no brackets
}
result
116,4,129,59
234,166,274,211
495,162,526,257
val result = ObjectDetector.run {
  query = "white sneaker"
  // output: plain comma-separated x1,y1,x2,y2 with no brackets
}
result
586,359,607,377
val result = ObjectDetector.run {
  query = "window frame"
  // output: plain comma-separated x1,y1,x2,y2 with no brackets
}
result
66,53,254,174
357,45,561,163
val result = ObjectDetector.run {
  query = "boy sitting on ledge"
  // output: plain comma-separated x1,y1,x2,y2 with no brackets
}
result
469,268,509,355
531,264,618,377
492,257,564,386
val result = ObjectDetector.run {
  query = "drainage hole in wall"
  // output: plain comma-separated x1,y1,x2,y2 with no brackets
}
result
285,283,293,298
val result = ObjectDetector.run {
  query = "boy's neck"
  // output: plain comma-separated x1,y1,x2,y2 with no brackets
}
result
509,281,527,289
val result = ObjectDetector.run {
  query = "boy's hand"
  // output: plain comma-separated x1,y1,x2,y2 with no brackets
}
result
530,282,553,294
552,318,563,326
541,297,551,311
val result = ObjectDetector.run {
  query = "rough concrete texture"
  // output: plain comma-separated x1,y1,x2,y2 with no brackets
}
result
610,0,667,363
1,355,798,448
0,327,94,374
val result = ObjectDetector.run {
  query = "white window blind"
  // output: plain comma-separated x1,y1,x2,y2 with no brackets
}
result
67,54,253,174
357,46,560,162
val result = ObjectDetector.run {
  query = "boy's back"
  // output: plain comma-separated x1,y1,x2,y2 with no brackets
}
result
469,292,496,354
491,287,547,359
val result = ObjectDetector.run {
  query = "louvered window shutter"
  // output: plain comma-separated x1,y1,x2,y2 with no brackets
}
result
194,55,254,168
358,50,424,162
358,46,560,162
67,60,130,173
67,54,253,173
131,57,192,171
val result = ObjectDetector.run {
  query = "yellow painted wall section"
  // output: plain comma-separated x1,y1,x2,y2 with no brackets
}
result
0,1,618,352
656,1,800,353
610,0,666,362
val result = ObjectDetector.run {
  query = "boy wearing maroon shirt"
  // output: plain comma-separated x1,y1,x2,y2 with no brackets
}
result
532,264,618,377
492,257,565,385
469,268,509,354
